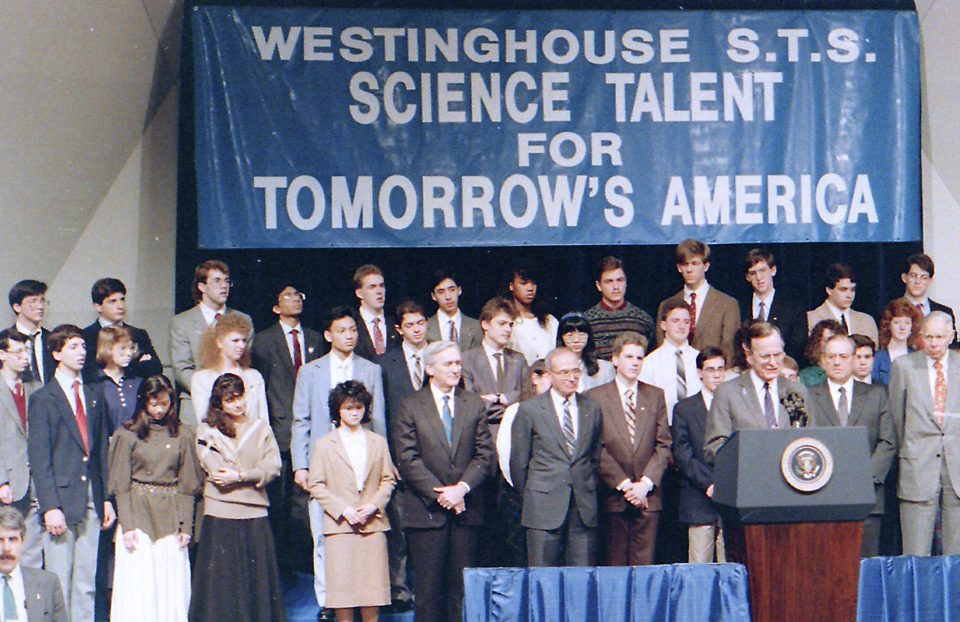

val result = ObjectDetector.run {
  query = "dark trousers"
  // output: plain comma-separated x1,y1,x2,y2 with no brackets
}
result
653,466,688,564
385,492,412,602
526,495,596,567
861,515,882,558
407,523,478,622
601,506,659,566
266,450,313,576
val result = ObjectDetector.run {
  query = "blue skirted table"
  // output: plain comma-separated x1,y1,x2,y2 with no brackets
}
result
857,555,960,622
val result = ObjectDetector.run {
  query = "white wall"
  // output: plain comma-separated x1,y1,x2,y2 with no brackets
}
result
0,1,955,371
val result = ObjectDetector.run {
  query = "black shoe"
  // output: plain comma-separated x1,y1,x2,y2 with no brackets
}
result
317,608,336,621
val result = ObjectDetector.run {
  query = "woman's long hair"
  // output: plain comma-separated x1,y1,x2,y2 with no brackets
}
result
556,313,600,377
124,375,180,440
205,373,246,438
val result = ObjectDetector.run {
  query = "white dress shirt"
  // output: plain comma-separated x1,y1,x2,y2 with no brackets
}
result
826,377,856,424
403,342,426,389
684,282,711,327
281,321,306,366
359,306,387,349
199,303,223,326
905,295,930,316
749,371,780,427
824,301,851,328
329,353,355,389
481,341,506,384
55,368,86,415
338,425,368,492
439,310,463,342
638,341,702,422
752,289,776,321
549,388,578,439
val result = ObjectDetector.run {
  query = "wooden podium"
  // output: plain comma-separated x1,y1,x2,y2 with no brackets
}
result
713,428,875,622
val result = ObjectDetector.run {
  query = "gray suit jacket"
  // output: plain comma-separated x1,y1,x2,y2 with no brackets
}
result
0,380,39,502
426,314,483,352
806,380,896,513
656,286,741,363
704,373,809,463
290,353,385,472
889,350,960,502
250,322,325,453
806,303,879,346
21,566,68,622
510,391,603,530
169,305,253,427
460,346,528,424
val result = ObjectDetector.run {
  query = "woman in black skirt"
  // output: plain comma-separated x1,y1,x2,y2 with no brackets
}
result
189,373,284,622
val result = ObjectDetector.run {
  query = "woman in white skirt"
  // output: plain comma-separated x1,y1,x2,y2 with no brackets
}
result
108,375,203,622
309,380,396,622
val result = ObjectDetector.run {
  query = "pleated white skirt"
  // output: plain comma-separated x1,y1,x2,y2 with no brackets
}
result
110,527,191,622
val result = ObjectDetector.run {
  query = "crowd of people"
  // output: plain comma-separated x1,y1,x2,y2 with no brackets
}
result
0,241,957,622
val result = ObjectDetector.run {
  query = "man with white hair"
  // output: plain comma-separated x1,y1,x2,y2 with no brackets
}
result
889,311,960,555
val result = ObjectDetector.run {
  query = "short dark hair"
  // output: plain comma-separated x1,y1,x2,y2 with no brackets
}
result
353,264,383,290
395,299,425,325
824,263,856,290
676,239,710,264
8,280,46,308
429,269,458,292
742,321,782,352
744,248,775,274
49,324,85,355
696,346,726,369
191,260,230,303
905,253,935,278
0,328,27,352
611,331,648,357
325,306,359,332
660,298,692,321
850,333,876,354
479,297,518,324
91,278,126,305
328,380,373,426
596,256,624,282
0,505,26,539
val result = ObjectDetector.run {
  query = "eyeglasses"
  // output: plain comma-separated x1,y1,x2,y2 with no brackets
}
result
701,366,726,375
550,368,583,378
280,292,306,301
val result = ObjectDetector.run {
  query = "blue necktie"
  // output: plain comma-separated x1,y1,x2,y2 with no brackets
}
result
441,395,453,444
763,382,778,428
2,573,15,621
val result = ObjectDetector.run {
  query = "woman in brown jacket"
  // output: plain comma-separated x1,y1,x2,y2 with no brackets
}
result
309,380,396,622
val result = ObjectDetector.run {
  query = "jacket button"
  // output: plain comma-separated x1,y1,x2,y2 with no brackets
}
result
82,456,88,463
81,476,87,482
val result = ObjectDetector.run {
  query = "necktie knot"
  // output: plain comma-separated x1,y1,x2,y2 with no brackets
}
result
935,360,943,371
14,382,22,397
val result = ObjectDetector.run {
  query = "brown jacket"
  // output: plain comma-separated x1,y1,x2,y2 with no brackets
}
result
309,428,396,535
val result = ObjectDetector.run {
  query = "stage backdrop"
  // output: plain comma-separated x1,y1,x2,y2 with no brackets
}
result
191,7,920,249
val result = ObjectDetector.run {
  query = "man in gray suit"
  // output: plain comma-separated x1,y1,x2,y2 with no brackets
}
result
291,306,385,619
0,330,42,568
889,311,960,556
807,334,896,556
0,506,67,622
169,260,253,427
511,347,603,566
425,270,483,351
705,322,809,463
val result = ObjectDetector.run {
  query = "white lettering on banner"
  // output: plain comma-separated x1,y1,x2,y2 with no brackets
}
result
517,132,623,167
661,174,878,226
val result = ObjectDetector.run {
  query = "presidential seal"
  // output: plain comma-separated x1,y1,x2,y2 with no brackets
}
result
781,437,833,493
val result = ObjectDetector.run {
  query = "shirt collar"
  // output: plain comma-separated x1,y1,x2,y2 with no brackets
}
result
827,377,855,396
482,340,503,358
281,321,302,336
684,281,710,301
753,288,775,306
402,341,425,360
615,375,638,396
14,322,39,337
600,299,627,312
749,370,778,395
199,303,222,326
438,309,462,324
825,300,848,320
430,381,455,402
359,306,384,325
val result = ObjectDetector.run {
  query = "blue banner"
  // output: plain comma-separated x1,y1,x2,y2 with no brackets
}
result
191,7,921,249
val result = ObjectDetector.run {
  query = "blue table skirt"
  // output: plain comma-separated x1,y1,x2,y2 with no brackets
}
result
858,555,960,622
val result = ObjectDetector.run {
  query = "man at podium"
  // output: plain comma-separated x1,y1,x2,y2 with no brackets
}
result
704,322,809,463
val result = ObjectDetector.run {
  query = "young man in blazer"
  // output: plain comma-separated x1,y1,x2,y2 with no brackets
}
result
291,306,385,619
394,341,493,622
889,312,960,556
250,283,324,580
511,347,603,567
353,264,400,362
0,330,42,568
8,280,55,385
81,278,162,381
425,270,483,351
901,253,957,344
27,325,115,622
807,263,879,346
586,332,672,566
656,239,740,363
169,260,253,427
0,506,68,622
704,322,809,463
672,347,728,563
807,334,895,556
739,248,808,364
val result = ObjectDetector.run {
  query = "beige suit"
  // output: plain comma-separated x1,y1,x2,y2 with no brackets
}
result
806,302,879,346
656,287,740,363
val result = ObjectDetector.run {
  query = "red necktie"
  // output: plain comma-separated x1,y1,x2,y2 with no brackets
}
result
73,380,89,454
372,318,386,355
291,328,303,371
688,293,697,343
449,320,458,344
11,382,25,431
934,361,946,427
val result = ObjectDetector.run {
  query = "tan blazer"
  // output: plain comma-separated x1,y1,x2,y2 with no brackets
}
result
806,302,879,346
308,428,396,535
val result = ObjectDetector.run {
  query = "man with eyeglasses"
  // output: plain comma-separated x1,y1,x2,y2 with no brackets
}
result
806,334,895,557
511,347,602,567
704,322,808,463
8,280,54,385
169,260,253,427
250,284,324,581
586,332,671,566
901,253,957,345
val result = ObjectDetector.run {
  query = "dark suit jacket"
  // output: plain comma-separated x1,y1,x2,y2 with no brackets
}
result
11,326,55,385
380,348,428,451
460,346,528,423
671,392,720,525
510,391,603,530
22,566,68,622
656,287,741,362
394,386,492,528
805,380,896,514
81,321,163,381
250,322,325,453
739,293,808,363
355,312,401,363
586,381,671,514
426,313,483,352
27,379,109,525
